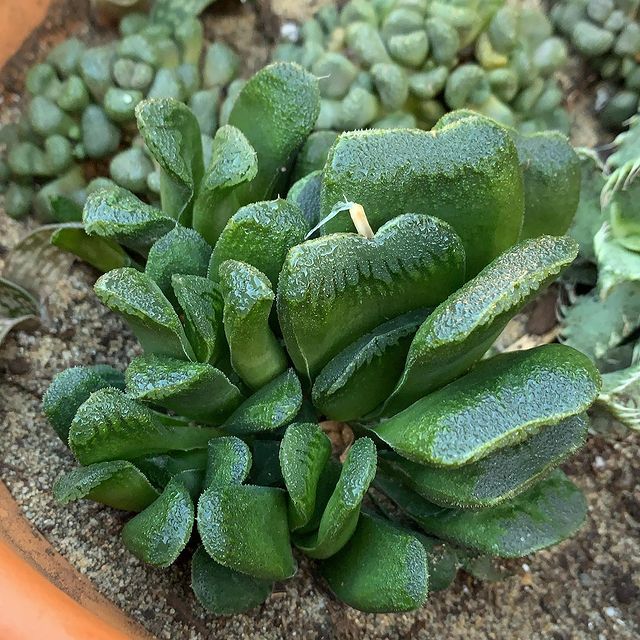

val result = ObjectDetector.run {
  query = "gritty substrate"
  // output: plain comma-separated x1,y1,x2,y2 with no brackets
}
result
1,1,640,639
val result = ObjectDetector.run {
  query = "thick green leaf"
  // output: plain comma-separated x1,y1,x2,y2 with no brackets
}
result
204,436,252,489
381,235,578,415
192,125,258,246
292,130,339,183
277,213,465,379
280,423,332,531
121,477,194,567
53,461,159,512
372,345,600,467
51,225,133,273
145,226,211,303
320,115,523,276
376,469,587,558
219,260,287,389
69,388,220,465
133,450,208,491
287,170,322,230
136,99,204,224
83,187,175,255
313,309,429,421
191,545,272,615
210,199,308,287
94,267,194,360
223,369,302,435
172,274,224,365
416,535,460,592
320,512,428,613
296,437,377,559
249,440,284,487
197,484,296,580
379,413,587,508
228,62,320,203
125,354,243,424
43,365,124,443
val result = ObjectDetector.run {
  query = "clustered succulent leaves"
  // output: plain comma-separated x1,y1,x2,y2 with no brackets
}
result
552,0,640,128
274,0,570,133
563,116,640,433
39,59,603,615
0,0,240,221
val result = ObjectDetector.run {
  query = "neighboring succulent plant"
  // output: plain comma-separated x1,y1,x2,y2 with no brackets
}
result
551,0,640,129
41,61,599,615
0,1,240,222
563,117,640,433
274,0,570,133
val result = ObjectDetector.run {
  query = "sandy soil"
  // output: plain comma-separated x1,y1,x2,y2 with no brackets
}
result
1,2,639,639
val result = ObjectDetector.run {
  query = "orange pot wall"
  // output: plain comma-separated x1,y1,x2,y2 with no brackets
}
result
0,0,51,68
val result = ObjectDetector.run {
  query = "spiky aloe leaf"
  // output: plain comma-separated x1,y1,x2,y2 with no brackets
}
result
222,369,302,435
83,187,175,255
53,461,159,512
319,512,429,613
380,235,578,415
295,437,377,559
594,223,640,296
278,213,465,379
121,477,194,567
595,363,640,432
379,414,587,508
125,355,243,424
209,199,308,287
191,545,272,615
372,345,600,467
376,469,587,558
197,484,296,580
320,116,523,276
280,423,332,531
228,63,320,203
312,309,428,421
69,388,220,465
136,99,204,224
94,267,195,360
218,260,287,389
43,365,124,443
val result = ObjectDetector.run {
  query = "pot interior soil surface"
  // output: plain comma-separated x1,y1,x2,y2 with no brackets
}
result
1,1,639,639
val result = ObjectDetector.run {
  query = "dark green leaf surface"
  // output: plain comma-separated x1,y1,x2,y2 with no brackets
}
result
416,535,460,592
219,260,287,389
287,170,322,230
51,224,133,273
379,414,588,508
376,469,588,558
43,365,124,443
53,461,159,512
191,545,272,615
229,62,320,203
83,187,175,255
136,99,204,223
223,369,302,435
249,440,284,487
320,115,523,275
121,477,194,567
320,512,429,613
381,235,579,415
277,214,465,379
373,345,600,467
69,388,220,464
197,484,296,580
204,436,251,489
192,125,258,246
292,130,338,183
296,437,377,559
125,354,243,424
94,267,194,360
133,450,208,491
172,274,224,365
145,226,211,303
280,423,332,531
313,309,428,421
210,199,308,287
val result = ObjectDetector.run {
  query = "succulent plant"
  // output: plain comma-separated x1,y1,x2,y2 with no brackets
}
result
41,61,600,615
551,0,640,128
0,0,240,222
274,0,570,134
